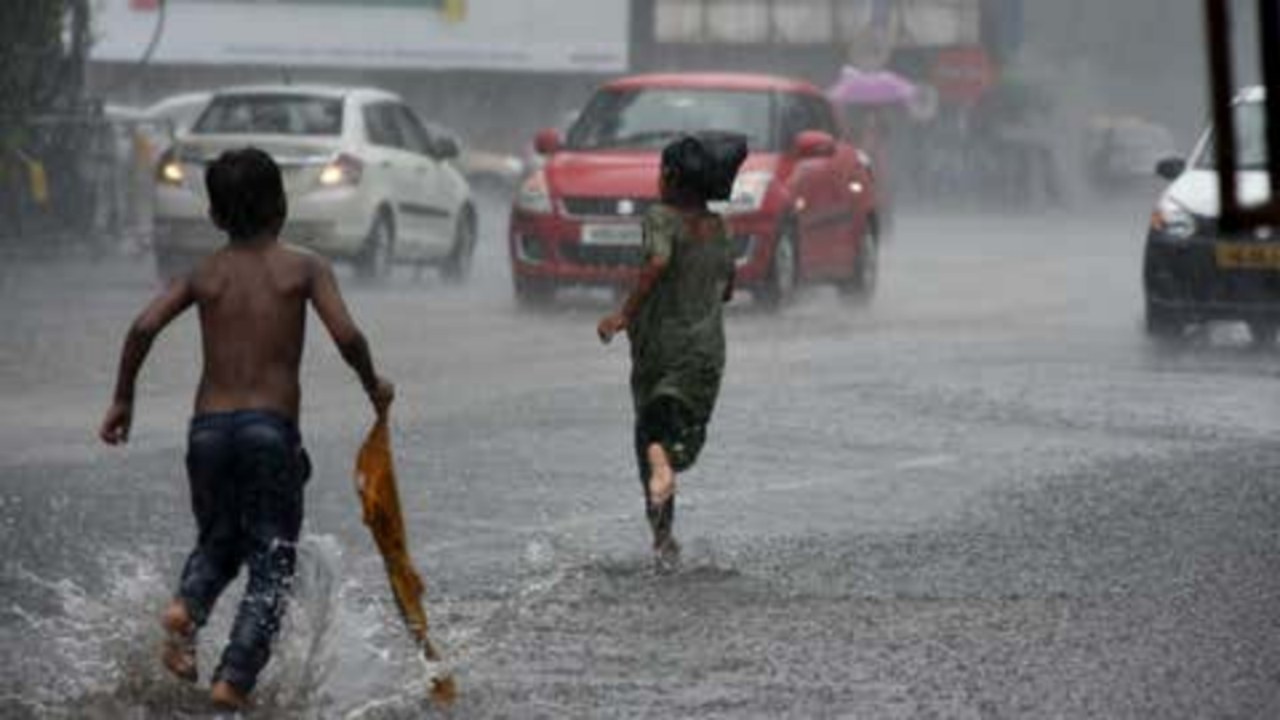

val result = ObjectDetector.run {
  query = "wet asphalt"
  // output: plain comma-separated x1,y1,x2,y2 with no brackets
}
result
3,195,1280,718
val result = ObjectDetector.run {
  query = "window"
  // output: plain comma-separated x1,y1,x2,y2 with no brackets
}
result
193,94,343,136
1197,101,1268,171
567,88,776,152
778,93,837,143
392,105,432,156
363,103,405,149
654,0,980,48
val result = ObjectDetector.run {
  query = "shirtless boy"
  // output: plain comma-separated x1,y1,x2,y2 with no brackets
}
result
99,148,393,708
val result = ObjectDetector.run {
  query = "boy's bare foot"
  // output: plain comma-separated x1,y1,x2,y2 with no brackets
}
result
160,599,198,683
211,680,250,710
646,443,676,508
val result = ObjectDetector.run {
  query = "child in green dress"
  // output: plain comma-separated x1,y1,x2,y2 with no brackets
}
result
598,134,746,569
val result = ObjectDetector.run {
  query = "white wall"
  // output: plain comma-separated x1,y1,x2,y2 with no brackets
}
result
90,0,629,73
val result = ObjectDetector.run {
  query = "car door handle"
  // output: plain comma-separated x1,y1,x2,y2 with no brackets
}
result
379,161,393,168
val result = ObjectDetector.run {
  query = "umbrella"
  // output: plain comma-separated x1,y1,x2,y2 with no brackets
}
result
355,412,457,706
826,66,917,106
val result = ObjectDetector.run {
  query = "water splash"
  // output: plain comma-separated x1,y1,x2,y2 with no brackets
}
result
0,534,447,718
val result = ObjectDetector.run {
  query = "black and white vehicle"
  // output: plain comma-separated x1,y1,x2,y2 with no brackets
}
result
1144,86,1277,343
153,85,476,282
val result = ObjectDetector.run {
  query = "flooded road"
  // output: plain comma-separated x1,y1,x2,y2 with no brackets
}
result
4,198,1280,718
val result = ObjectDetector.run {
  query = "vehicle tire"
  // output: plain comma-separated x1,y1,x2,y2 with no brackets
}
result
1247,320,1278,348
514,275,555,308
757,225,798,310
1144,300,1186,344
838,222,879,304
356,212,395,282
441,210,477,283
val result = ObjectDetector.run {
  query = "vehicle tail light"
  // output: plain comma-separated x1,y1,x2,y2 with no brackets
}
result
320,153,363,187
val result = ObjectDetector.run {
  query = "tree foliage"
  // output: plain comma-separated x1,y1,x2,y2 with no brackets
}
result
0,1,86,144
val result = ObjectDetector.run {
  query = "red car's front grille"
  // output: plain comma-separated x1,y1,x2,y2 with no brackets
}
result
561,243,645,267
561,197,656,218
559,236,754,268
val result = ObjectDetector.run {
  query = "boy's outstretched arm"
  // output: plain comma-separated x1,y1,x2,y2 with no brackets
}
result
598,255,668,344
100,277,196,445
309,257,394,414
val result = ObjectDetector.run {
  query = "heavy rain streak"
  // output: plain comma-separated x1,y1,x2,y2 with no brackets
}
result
4,0,1280,717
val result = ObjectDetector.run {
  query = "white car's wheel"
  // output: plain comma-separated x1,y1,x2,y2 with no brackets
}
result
441,210,477,283
357,213,394,282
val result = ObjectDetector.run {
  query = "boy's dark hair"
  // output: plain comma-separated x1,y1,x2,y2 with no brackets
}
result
205,147,287,242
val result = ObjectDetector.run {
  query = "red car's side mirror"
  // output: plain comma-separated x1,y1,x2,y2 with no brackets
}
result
534,128,562,156
794,130,836,159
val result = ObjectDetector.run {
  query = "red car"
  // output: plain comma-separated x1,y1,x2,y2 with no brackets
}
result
508,73,881,308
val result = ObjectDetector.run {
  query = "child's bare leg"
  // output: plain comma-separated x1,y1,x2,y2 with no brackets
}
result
645,442,682,570
161,598,198,683
646,442,676,508
210,680,249,710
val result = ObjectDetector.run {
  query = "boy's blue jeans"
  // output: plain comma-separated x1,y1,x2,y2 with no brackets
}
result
177,410,310,694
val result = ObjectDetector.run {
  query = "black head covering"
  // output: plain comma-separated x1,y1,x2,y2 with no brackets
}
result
661,132,749,201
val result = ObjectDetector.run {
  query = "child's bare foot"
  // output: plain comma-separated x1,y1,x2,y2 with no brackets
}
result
160,599,198,683
654,535,681,574
211,680,250,710
646,443,676,508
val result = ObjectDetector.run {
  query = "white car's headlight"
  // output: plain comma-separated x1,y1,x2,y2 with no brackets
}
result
516,170,554,214
1150,196,1197,240
711,171,773,215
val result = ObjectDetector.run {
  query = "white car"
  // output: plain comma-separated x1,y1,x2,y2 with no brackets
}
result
153,85,476,282
1143,86,1275,342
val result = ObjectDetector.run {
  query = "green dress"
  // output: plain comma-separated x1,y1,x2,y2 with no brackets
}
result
628,204,735,468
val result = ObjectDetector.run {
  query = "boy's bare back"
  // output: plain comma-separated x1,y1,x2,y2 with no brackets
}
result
190,239,374,421
100,147,389,449
191,242,312,419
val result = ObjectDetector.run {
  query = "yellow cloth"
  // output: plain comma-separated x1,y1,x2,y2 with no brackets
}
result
355,414,457,705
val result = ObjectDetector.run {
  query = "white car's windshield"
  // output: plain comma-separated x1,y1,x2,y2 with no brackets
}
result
566,88,775,151
1196,100,1267,170
194,95,343,136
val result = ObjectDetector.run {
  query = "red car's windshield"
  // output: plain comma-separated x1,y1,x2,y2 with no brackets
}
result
566,88,777,152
